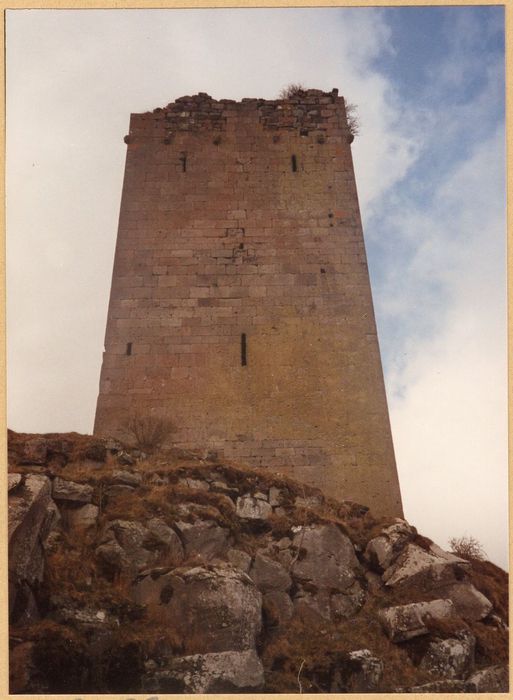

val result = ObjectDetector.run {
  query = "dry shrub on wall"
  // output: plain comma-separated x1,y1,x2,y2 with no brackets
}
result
345,103,360,138
279,83,307,99
124,413,175,454
278,85,360,139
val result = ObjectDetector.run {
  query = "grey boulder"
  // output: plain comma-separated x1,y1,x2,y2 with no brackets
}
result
290,523,363,622
174,519,228,560
439,581,493,621
379,598,455,642
419,631,475,679
364,519,416,571
151,649,264,693
467,665,509,692
249,552,292,593
346,649,384,692
236,494,272,520
52,477,93,503
9,475,52,585
133,565,262,654
383,543,470,588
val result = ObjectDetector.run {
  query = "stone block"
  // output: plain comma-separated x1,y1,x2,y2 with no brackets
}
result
227,548,252,572
382,543,470,589
379,599,455,642
438,581,493,621
249,552,292,593
8,473,23,492
52,477,93,504
236,495,273,521
174,519,229,560
346,649,384,692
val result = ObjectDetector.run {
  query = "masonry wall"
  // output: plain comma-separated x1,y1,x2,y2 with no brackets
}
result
94,89,403,518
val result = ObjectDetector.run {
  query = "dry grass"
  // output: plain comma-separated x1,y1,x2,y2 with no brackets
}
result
345,102,360,138
8,430,107,469
470,620,509,666
260,611,430,692
20,620,91,693
43,537,136,612
60,454,119,483
466,557,509,622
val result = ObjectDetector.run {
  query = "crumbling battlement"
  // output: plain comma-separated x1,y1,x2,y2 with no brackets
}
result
125,89,351,143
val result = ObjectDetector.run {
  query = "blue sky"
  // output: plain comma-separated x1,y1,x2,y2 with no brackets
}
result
6,7,507,566
363,6,505,374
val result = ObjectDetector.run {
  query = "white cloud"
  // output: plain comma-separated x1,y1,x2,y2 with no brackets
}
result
387,127,507,567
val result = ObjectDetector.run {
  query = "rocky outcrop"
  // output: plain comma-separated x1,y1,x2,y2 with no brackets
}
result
144,649,264,693
133,566,262,654
365,519,416,571
347,649,384,692
382,542,470,588
401,666,509,694
7,431,509,694
291,523,364,622
9,475,55,623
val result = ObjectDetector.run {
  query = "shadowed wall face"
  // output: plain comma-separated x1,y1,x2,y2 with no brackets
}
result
94,89,403,518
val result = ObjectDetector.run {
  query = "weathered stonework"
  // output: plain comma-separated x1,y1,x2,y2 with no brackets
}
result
94,89,403,518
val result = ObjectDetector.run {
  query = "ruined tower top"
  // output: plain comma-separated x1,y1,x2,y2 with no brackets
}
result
125,88,353,145
95,88,403,519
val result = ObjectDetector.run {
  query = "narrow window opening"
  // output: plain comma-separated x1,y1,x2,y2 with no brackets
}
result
320,268,326,274
179,152,187,172
239,243,244,250
126,342,132,356
291,155,297,172
241,333,247,366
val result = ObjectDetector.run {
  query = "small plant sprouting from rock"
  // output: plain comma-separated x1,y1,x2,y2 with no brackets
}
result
449,535,486,561
345,103,360,138
279,83,307,99
124,413,175,454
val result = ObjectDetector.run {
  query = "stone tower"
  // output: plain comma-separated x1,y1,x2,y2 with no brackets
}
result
94,89,403,518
